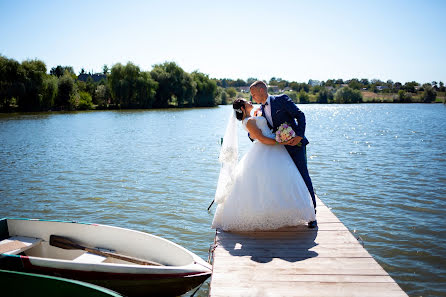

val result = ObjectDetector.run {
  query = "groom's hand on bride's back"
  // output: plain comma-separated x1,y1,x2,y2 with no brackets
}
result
283,136,303,146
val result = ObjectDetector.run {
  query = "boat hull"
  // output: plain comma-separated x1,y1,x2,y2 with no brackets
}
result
0,218,212,297
0,269,123,297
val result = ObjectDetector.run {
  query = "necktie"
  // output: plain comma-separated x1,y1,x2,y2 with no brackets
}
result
262,102,268,108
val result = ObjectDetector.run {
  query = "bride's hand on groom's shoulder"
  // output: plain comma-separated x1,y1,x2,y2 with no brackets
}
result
283,136,303,146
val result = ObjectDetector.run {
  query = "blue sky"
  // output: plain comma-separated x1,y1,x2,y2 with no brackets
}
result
1,0,445,84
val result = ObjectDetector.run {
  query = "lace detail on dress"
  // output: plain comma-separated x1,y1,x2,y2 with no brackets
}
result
243,117,275,139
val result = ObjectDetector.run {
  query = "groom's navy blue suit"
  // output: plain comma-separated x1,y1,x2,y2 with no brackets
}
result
261,94,316,210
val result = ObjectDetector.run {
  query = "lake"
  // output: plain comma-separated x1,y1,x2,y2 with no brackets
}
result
0,104,445,297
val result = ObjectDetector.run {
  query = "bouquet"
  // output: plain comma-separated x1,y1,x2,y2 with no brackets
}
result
275,122,299,145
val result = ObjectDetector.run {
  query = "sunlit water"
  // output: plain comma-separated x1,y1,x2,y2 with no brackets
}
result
0,104,445,297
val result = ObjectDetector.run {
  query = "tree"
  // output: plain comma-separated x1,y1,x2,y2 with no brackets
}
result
398,90,412,103
334,87,363,103
109,62,158,108
103,65,109,75
246,77,257,86
348,79,362,90
360,78,370,86
41,75,58,110
95,84,111,108
317,88,333,103
50,65,75,77
422,84,436,103
298,89,309,103
226,87,237,98
19,59,47,111
403,81,419,93
75,91,93,110
0,55,25,111
56,71,76,109
150,62,196,108
439,81,445,92
192,71,217,107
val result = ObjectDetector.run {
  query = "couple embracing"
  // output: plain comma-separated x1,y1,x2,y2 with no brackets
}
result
212,80,317,231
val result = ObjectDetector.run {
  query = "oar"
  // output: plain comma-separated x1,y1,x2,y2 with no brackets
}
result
49,235,162,266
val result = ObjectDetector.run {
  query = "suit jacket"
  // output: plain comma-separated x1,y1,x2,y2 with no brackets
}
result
262,94,309,146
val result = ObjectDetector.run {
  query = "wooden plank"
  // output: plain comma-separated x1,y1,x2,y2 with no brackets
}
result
210,282,408,297
209,197,408,297
211,274,395,283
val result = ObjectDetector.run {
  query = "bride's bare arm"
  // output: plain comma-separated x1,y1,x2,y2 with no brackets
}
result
246,118,277,145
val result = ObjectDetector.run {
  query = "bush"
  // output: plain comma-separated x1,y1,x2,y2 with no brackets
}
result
72,91,93,110
287,91,298,103
226,87,237,98
220,90,228,105
298,90,309,104
334,87,363,103
422,86,436,103
317,88,333,103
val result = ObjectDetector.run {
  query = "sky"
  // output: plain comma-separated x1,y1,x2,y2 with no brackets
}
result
1,0,445,84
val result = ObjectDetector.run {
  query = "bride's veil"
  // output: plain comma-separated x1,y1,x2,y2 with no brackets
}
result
214,110,239,204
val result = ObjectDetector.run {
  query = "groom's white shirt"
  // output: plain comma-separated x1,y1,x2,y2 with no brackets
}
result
264,95,273,126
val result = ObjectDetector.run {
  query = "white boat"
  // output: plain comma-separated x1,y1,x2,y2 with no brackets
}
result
0,218,212,297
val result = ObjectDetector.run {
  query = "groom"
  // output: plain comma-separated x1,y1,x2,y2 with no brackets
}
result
249,81,317,228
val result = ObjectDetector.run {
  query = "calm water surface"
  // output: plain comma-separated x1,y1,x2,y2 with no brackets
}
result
0,104,445,296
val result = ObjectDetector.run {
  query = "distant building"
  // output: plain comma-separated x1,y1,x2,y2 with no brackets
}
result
239,86,250,93
78,73,107,82
376,86,389,91
281,87,292,92
268,85,280,93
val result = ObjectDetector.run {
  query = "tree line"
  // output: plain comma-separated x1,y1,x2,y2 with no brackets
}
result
0,55,218,112
219,77,444,104
1,54,444,112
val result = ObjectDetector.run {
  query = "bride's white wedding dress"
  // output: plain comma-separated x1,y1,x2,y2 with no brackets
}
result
212,116,316,231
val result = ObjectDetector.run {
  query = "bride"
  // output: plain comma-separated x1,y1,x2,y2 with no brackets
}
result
211,98,316,231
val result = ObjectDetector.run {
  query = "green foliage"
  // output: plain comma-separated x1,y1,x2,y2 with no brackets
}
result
19,59,47,111
41,75,58,110
192,71,217,107
57,71,77,109
397,90,412,103
422,85,436,103
287,91,298,103
50,65,75,77
348,79,362,90
403,81,419,93
317,88,333,103
334,87,363,103
150,62,195,108
76,91,93,110
109,62,158,108
290,82,309,92
226,87,237,98
220,90,228,105
95,84,111,108
298,89,309,104
0,55,25,111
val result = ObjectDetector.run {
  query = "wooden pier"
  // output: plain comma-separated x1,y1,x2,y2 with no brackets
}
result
209,198,408,297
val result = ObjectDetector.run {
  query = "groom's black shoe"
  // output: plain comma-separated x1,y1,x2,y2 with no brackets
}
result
308,220,317,229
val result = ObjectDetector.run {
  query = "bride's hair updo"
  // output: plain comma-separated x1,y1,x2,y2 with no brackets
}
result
233,98,247,121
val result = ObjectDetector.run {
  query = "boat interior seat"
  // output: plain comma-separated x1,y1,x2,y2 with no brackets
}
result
73,252,107,263
0,236,43,255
